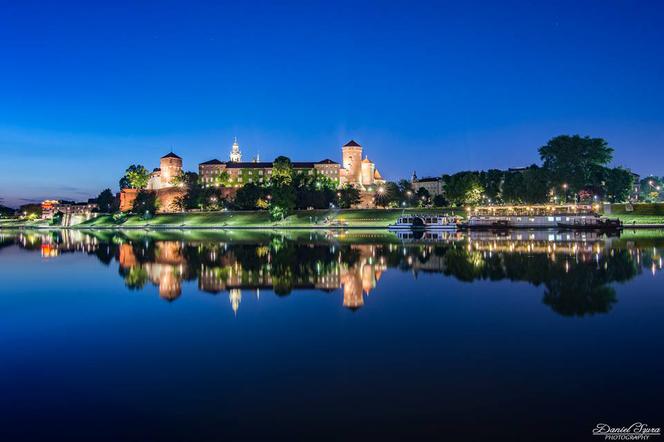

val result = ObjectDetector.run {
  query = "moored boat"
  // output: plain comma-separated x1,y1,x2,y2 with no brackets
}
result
389,214,458,231
465,204,608,230
557,217,622,230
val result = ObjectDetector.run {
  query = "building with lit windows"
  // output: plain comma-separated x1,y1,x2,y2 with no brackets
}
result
199,139,384,190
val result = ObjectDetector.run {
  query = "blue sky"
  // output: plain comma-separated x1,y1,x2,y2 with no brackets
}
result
1,0,663,206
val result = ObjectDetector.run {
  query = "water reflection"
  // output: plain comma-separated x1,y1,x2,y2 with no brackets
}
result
1,229,662,317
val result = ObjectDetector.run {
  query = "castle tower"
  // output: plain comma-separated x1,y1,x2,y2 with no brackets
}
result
342,140,363,185
361,156,375,187
230,137,242,162
160,152,183,185
229,288,242,316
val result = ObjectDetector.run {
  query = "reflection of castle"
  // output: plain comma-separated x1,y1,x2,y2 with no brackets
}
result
119,242,187,301
115,239,388,314
196,244,386,313
9,230,662,318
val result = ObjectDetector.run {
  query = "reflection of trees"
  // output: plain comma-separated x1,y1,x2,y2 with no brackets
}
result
439,244,640,317
121,266,149,290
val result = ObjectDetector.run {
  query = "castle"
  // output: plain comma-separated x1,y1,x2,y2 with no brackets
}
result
121,139,385,212
338,140,384,189
198,139,384,191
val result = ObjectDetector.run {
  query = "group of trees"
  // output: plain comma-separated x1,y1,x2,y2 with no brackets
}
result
439,135,636,206
372,179,446,208
638,176,664,202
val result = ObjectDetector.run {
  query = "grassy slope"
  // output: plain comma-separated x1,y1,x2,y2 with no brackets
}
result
608,203,664,224
75,208,461,228
613,214,664,224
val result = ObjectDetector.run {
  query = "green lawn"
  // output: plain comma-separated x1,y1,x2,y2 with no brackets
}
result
614,214,664,225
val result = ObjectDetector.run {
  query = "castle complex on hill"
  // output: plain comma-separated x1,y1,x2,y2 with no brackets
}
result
197,139,383,190
122,139,385,211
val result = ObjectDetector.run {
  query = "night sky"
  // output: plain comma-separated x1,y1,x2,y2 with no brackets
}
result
1,0,663,207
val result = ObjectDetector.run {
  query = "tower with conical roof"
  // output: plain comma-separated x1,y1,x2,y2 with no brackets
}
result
230,137,242,162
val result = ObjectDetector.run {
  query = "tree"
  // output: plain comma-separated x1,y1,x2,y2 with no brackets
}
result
415,187,431,207
604,168,633,203
373,181,403,208
95,188,117,212
19,203,42,218
170,171,199,188
443,172,484,206
120,165,150,189
432,194,448,207
501,171,526,204
235,183,264,210
639,176,663,202
0,204,14,217
269,184,296,220
479,169,504,202
521,166,550,204
539,135,613,193
293,174,336,209
271,156,294,185
338,184,361,209
132,190,158,215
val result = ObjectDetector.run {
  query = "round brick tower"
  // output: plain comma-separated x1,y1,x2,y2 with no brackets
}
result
342,140,363,185
160,152,183,185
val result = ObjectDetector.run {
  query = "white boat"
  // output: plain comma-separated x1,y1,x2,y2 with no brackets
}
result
389,214,458,231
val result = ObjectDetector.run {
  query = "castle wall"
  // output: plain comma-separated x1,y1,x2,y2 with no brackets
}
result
120,187,187,213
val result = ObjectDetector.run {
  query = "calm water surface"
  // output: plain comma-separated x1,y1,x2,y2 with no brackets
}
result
1,229,663,441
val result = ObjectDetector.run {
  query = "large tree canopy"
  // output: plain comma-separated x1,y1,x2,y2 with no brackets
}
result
271,156,294,185
443,172,484,206
539,135,614,192
120,164,150,190
604,168,634,203
95,188,117,212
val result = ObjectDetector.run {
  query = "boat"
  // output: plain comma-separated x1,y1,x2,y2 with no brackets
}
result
465,204,609,230
389,214,458,231
463,218,511,230
557,217,622,230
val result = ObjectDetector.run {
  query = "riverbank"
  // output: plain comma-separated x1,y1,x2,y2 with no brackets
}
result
1,209,460,230
2,207,664,230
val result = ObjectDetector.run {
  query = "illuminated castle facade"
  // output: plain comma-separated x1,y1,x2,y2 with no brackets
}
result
121,138,386,212
339,140,384,190
199,139,384,191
